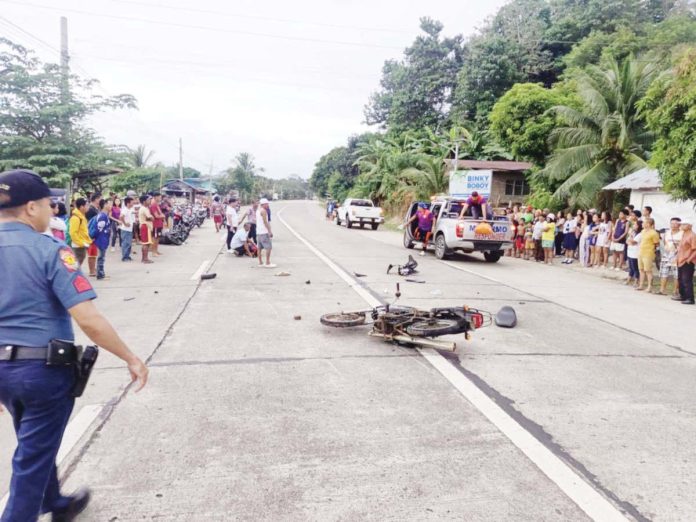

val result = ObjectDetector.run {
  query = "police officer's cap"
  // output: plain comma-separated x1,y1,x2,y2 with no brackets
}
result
0,169,51,209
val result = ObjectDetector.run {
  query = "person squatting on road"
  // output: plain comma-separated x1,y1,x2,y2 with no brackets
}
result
0,169,149,522
229,222,257,257
256,198,275,268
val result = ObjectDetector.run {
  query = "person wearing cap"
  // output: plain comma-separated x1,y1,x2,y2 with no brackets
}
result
256,198,275,268
0,169,148,521
675,220,696,305
458,191,493,221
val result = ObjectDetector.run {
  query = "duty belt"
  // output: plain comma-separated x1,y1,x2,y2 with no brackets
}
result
0,345,50,361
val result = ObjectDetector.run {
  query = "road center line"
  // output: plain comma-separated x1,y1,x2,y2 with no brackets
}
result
190,259,210,281
0,403,103,511
277,208,629,522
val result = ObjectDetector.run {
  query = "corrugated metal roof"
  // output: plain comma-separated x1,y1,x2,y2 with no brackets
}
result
447,159,533,172
603,168,662,190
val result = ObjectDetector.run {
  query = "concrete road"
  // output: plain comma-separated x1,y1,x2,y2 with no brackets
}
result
2,200,694,521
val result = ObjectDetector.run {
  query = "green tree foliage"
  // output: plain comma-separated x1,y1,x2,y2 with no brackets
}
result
219,152,263,202
641,49,696,200
109,167,162,195
0,38,136,186
127,144,155,168
364,18,463,131
165,165,202,179
309,133,373,198
489,83,578,164
540,56,661,206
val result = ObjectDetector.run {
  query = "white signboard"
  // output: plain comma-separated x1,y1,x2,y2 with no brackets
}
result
449,169,493,199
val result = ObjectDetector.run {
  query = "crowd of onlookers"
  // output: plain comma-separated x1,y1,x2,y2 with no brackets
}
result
503,205,696,305
46,191,172,280
45,191,279,280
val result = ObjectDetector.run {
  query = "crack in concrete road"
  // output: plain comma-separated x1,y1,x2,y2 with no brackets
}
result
92,353,422,371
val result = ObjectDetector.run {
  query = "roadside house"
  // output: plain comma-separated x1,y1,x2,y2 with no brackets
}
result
603,168,696,230
446,159,533,207
162,179,211,203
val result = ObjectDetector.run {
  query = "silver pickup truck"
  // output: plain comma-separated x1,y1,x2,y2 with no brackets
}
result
403,197,514,262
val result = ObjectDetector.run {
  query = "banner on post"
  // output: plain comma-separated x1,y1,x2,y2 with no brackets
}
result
449,170,493,199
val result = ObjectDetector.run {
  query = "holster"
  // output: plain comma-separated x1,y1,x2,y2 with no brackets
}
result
71,345,99,398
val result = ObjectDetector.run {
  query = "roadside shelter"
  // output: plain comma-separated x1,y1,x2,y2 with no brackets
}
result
162,179,211,203
446,159,533,207
603,168,696,230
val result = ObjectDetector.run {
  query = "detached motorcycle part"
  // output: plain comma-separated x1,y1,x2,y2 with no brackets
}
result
368,331,456,352
405,318,466,337
495,306,517,328
320,312,367,328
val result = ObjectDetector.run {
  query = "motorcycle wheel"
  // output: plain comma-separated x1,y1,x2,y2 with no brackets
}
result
320,312,366,328
405,318,465,337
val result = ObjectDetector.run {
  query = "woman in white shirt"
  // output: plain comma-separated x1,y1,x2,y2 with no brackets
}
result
596,211,612,268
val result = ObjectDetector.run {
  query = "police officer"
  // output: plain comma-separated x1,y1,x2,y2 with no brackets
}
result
0,170,149,521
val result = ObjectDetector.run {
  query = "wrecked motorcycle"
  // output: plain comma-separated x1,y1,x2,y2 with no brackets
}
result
320,284,516,351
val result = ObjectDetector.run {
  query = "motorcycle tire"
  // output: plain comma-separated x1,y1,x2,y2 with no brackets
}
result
320,312,366,328
405,318,466,338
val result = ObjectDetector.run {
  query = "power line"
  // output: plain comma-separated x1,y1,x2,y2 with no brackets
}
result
0,0,405,50
109,0,413,35
0,16,213,168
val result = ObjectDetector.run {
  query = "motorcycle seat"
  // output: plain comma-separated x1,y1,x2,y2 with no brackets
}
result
495,306,517,328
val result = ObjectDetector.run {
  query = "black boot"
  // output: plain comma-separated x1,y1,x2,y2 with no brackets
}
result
52,489,91,522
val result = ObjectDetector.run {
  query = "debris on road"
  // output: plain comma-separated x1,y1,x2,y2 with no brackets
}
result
387,255,418,276
200,273,217,280
275,271,291,277
123,297,136,302
294,315,302,320
405,278,425,284
305,280,311,284
354,272,367,278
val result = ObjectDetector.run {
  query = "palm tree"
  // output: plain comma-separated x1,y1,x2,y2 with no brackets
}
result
540,56,661,207
401,156,449,199
128,144,155,168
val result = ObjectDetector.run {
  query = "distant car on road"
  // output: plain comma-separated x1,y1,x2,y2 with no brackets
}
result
336,198,384,230
403,197,514,262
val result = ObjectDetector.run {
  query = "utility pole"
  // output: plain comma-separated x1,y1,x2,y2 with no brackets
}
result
60,17,69,101
60,17,72,194
178,138,184,181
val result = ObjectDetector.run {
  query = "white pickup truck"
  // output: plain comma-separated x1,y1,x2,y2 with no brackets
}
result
336,198,384,230
403,197,514,262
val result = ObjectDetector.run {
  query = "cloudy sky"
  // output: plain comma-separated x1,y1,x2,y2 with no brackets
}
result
0,0,508,178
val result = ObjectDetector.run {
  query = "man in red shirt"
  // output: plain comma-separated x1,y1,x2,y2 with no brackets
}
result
149,193,165,257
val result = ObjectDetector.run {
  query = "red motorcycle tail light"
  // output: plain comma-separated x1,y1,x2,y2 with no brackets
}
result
471,312,484,329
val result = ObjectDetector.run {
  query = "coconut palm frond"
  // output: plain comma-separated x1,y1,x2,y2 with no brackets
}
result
549,126,599,149
543,144,601,181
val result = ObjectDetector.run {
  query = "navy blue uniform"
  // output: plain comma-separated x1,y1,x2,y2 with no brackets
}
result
0,222,96,521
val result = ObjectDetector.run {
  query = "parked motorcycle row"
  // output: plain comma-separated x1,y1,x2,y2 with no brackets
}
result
160,204,208,245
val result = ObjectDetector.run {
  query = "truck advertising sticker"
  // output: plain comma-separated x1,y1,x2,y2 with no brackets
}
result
449,170,493,199
468,222,508,241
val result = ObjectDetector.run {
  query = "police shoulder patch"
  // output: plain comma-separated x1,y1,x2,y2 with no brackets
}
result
59,247,79,272
72,274,93,294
